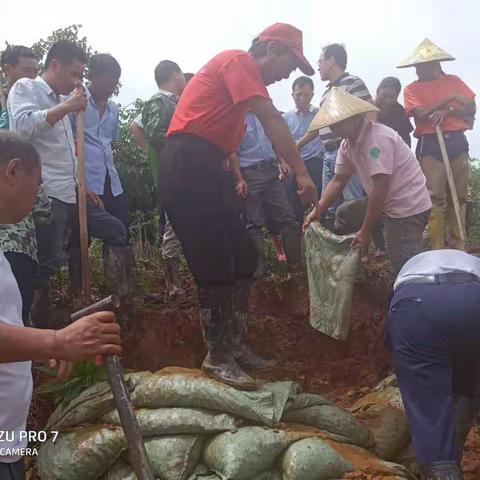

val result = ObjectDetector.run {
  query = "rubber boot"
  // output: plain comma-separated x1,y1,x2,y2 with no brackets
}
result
103,245,130,301
281,224,304,270
248,229,268,279
231,279,277,371
454,396,480,463
30,284,53,329
165,257,185,298
420,462,463,480
68,247,84,310
125,246,161,302
198,286,256,390
271,234,287,263
428,205,446,249
446,203,467,251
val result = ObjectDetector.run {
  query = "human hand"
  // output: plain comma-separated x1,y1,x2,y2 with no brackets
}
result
351,229,371,257
64,84,87,113
235,180,248,198
296,171,317,206
86,190,104,209
429,109,448,127
279,161,292,181
47,359,74,383
303,205,322,232
54,311,122,362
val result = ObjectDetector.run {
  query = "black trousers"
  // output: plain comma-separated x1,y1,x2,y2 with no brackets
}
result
159,133,256,288
0,459,25,480
4,252,36,323
99,174,131,240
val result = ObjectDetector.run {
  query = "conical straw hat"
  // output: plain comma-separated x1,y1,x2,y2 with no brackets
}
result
308,87,379,132
397,38,455,68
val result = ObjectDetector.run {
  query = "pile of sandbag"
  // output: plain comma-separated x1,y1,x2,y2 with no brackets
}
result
36,368,415,480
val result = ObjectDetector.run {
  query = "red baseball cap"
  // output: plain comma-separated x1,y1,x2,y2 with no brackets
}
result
258,23,314,76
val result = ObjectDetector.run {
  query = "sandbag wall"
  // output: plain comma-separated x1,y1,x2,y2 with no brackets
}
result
36,368,414,480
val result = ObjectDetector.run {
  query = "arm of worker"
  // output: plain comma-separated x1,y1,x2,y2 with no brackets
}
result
303,173,350,231
352,174,390,256
130,121,149,154
8,80,87,138
229,153,248,198
245,96,316,205
297,130,319,152
0,311,121,364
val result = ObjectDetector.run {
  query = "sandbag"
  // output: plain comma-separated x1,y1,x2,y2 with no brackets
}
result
354,404,410,461
282,405,373,448
203,426,307,480
352,374,404,411
100,407,240,435
282,438,354,480
46,371,152,431
145,435,204,480
102,457,137,480
132,368,295,426
286,393,336,411
305,223,360,340
37,425,126,480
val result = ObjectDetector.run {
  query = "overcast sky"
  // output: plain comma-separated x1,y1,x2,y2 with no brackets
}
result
1,0,479,155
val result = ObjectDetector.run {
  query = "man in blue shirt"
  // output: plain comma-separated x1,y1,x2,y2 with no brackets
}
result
283,76,324,223
70,54,159,306
230,111,302,278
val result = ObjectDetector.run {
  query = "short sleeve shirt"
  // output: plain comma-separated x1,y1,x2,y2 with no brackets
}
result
404,74,476,137
335,121,432,218
167,50,270,155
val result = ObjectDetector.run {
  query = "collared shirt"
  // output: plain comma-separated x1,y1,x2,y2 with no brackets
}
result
237,112,276,168
0,249,33,462
394,249,480,290
335,120,432,218
72,89,122,196
283,105,324,161
142,89,178,185
404,74,476,137
168,50,270,155
8,76,77,203
319,73,373,144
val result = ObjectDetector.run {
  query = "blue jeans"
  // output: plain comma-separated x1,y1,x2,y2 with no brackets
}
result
387,281,480,465
322,147,364,218
286,156,323,223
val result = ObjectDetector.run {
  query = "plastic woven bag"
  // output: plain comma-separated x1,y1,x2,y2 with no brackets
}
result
305,223,360,340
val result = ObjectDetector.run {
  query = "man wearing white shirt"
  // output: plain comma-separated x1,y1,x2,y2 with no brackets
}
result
388,249,480,479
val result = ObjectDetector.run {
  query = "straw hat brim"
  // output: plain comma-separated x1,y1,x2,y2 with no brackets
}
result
397,57,455,68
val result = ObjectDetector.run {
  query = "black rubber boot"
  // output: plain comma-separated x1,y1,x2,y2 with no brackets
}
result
454,396,480,463
30,284,53,329
281,224,304,270
231,279,277,371
198,286,257,390
68,247,84,310
125,246,161,302
421,462,464,480
165,257,185,298
248,229,268,279
103,245,130,301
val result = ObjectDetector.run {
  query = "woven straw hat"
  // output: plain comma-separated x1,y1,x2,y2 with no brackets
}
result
308,87,379,131
397,38,455,68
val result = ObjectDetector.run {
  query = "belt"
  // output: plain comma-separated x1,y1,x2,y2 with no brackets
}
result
242,159,277,170
324,139,342,152
397,272,480,290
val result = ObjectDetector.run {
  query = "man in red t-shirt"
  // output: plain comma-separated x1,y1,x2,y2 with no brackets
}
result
159,23,316,389
399,38,476,251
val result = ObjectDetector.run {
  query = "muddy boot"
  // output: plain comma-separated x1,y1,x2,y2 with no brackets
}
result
198,286,256,390
248,229,268,279
271,234,287,262
231,279,277,371
165,257,185,298
420,462,463,480
125,246,161,302
68,247,84,310
30,284,52,329
446,203,467,251
103,245,130,302
428,205,446,249
281,224,304,270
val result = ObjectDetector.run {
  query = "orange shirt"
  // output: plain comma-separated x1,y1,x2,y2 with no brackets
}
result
167,50,270,155
403,74,475,137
